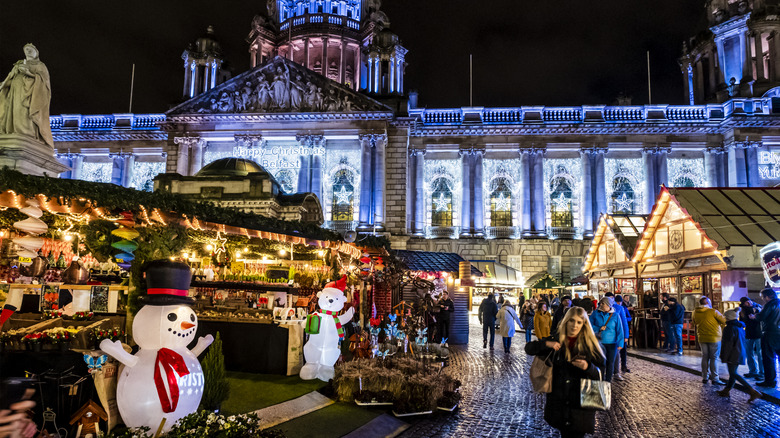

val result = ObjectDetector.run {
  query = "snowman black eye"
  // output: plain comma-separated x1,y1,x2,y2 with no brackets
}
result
190,314,195,322
167,313,177,322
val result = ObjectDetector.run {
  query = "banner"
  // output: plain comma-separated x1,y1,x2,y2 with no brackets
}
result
760,241,780,289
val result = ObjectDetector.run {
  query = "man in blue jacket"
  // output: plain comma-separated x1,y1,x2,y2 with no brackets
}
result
667,297,686,355
612,294,631,377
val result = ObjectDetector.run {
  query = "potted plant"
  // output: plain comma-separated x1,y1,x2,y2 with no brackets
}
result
71,311,94,321
93,327,125,349
47,330,72,352
23,332,46,352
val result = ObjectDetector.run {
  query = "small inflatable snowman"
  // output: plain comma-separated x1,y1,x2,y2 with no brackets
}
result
100,260,213,431
300,276,354,381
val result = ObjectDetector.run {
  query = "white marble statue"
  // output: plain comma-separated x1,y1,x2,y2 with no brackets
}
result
0,44,54,147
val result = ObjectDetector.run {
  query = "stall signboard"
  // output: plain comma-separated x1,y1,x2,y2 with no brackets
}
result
90,285,110,312
266,265,290,280
230,262,245,273
761,241,780,289
40,284,59,312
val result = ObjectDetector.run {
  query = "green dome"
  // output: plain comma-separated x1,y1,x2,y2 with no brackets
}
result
196,158,267,177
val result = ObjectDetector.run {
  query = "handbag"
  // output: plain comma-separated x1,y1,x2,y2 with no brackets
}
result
596,312,614,340
580,367,611,411
529,349,554,393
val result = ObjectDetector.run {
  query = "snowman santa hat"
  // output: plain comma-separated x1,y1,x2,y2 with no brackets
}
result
139,260,195,305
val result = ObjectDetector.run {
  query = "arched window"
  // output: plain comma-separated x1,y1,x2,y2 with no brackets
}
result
611,176,635,214
550,177,573,228
673,176,695,187
274,169,296,194
331,169,355,221
490,178,512,227
431,177,453,227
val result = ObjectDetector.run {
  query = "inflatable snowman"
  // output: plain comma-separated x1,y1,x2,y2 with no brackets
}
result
100,260,213,431
300,276,354,381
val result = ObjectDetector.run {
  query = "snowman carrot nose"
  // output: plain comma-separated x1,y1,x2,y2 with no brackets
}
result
181,321,195,330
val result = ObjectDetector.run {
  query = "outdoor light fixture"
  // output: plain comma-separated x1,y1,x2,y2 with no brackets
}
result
206,244,214,251
243,247,249,253
64,234,73,241
317,250,325,257
279,249,287,256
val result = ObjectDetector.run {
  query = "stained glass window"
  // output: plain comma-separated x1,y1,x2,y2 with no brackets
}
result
490,178,512,227
431,177,453,227
550,177,573,228
331,169,354,221
611,176,636,214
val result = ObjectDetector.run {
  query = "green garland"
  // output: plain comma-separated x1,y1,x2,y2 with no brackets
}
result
0,168,342,241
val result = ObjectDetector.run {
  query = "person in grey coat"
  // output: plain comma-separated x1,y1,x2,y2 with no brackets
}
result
717,309,762,402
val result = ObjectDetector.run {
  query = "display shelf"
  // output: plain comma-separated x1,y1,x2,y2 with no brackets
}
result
191,281,297,293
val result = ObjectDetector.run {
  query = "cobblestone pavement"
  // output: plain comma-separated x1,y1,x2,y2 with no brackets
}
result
399,315,780,438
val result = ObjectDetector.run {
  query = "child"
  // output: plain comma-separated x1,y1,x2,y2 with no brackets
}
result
717,308,762,402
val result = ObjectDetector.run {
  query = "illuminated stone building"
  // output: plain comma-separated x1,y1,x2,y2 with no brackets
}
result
50,1,780,285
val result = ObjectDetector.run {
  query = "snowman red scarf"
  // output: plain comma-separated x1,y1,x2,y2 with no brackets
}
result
154,348,190,413
320,310,345,339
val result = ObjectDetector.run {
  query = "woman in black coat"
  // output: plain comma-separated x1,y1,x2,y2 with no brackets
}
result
525,306,606,438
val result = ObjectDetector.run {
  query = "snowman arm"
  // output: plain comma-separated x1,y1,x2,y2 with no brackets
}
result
99,339,138,367
190,334,214,357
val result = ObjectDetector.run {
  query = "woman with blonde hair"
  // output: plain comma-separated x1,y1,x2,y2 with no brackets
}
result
525,307,606,438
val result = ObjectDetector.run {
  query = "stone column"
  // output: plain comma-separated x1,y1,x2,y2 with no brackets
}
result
339,39,346,83
174,136,199,176
109,153,126,186
473,149,485,237
519,149,532,236
745,140,761,187
532,148,546,236
298,155,311,192
189,139,205,176
716,38,728,84
655,145,669,200
322,37,329,79
771,32,779,82
580,148,594,236
727,142,748,187
459,149,473,237
70,154,83,180
389,55,396,93
121,154,135,188
642,148,657,214
410,149,426,236
372,134,387,229
594,147,607,220
358,134,374,228
303,38,310,69
373,55,381,93
708,50,718,95
741,31,753,82
704,145,724,187
756,33,765,80
183,58,192,98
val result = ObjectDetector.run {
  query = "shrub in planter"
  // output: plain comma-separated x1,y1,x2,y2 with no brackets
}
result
106,411,286,438
200,332,230,412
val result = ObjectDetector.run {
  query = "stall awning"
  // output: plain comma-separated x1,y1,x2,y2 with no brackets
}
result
584,214,647,274
667,187,780,248
394,250,482,275
470,260,521,285
526,271,563,289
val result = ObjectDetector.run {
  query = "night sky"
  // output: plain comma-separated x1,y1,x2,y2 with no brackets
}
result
0,1,707,115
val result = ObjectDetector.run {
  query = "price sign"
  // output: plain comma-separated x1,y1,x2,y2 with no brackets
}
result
18,257,32,263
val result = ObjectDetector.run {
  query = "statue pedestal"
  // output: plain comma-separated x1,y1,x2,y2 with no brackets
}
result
0,134,69,176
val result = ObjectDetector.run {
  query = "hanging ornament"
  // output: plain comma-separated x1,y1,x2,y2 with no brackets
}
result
12,199,48,265
111,212,138,270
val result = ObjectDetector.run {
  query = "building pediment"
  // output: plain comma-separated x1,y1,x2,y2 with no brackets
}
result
167,56,391,116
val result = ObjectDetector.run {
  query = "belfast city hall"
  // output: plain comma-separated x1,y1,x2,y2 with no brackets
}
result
47,0,780,286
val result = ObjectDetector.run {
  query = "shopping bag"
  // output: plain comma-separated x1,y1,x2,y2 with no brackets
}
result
529,350,554,393
580,368,611,410
304,314,321,334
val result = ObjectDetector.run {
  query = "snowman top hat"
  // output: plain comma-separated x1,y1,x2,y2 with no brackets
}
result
139,260,195,306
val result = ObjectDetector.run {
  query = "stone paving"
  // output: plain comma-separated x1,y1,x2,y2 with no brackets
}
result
399,315,780,438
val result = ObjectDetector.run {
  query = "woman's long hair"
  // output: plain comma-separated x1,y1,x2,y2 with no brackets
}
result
556,306,605,362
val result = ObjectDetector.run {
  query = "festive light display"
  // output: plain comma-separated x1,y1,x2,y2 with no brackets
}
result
131,161,166,192
81,162,112,184
334,186,353,205
324,151,362,223
424,160,462,237
483,159,521,229
605,158,644,214
668,158,705,187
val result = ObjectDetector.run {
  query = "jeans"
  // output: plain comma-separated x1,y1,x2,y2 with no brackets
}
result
483,323,495,347
662,320,673,349
746,338,764,376
503,336,512,351
601,343,618,382
725,363,754,391
699,342,721,381
671,323,684,353
614,345,628,373
525,327,532,343
761,336,780,384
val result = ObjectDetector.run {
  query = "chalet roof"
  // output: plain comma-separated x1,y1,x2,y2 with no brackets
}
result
667,187,780,248
394,250,481,275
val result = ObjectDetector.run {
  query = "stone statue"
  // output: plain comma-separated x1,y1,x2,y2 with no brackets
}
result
0,44,54,147
255,76,272,111
267,0,277,19
271,65,290,109
289,74,305,110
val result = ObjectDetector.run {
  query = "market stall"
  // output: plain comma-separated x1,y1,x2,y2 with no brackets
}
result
582,214,647,308
525,271,563,302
